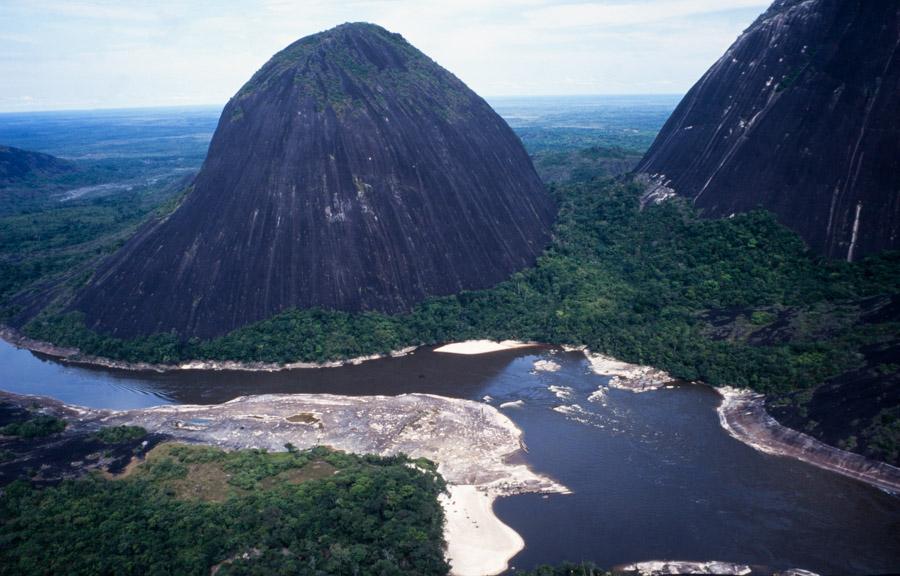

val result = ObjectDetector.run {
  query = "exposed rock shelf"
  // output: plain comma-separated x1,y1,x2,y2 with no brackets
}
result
581,349,673,392
717,386,900,494
4,391,568,576
577,346,900,493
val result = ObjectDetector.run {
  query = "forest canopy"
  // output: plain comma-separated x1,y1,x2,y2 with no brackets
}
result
0,444,448,576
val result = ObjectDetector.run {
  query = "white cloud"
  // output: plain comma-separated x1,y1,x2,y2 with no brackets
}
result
0,0,769,111
523,0,768,28
30,0,163,21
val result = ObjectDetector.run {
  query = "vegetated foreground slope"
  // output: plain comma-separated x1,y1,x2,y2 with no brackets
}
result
0,431,448,576
69,22,554,340
637,0,900,259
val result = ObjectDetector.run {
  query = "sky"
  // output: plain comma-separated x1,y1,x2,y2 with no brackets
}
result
0,0,770,112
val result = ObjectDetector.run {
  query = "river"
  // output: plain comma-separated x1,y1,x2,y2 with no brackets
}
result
1,340,897,574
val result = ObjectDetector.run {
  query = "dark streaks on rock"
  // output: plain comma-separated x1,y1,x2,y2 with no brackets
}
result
72,23,554,339
637,0,900,259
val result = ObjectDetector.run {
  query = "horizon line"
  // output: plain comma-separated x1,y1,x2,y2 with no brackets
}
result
0,93,685,116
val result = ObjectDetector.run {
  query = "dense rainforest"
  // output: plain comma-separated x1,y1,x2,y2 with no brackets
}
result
5,174,899,464
0,442,448,576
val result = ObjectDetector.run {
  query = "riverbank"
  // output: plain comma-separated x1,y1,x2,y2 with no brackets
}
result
4,347,900,573
575,348,900,494
4,327,897,498
716,386,900,494
0,328,539,373
0,326,418,373
441,485,526,576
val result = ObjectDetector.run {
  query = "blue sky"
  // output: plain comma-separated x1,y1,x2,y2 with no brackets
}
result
0,0,769,112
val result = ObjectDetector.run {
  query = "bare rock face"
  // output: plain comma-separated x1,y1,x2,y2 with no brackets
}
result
636,0,900,260
72,23,554,339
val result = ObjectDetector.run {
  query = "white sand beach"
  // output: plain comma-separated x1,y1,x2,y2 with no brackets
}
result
441,485,525,576
434,340,538,355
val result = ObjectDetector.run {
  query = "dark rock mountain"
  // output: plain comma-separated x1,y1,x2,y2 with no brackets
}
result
71,23,554,339
0,145,74,185
637,0,900,260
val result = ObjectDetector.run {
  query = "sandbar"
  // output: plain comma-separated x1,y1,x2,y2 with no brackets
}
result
434,340,538,355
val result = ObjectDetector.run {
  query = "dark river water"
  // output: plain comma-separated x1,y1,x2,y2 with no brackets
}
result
1,340,898,574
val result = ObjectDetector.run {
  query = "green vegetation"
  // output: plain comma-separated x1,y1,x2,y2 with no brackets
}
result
531,145,642,184
749,310,777,326
2,145,897,462
0,444,448,576
21,178,899,397
236,23,471,120
0,156,188,217
861,407,900,464
1,101,898,574
516,127,655,153
0,184,183,322
0,414,67,438
92,425,147,444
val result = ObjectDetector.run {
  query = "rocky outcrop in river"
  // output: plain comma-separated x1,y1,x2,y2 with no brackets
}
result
717,387,900,493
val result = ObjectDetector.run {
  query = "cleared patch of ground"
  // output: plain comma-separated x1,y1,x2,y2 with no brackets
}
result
123,443,340,502
259,461,337,489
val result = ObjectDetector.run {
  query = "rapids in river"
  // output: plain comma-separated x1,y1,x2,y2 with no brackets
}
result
1,340,898,574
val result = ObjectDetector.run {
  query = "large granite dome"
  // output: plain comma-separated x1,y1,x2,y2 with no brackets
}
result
72,23,555,339
637,0,900,260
